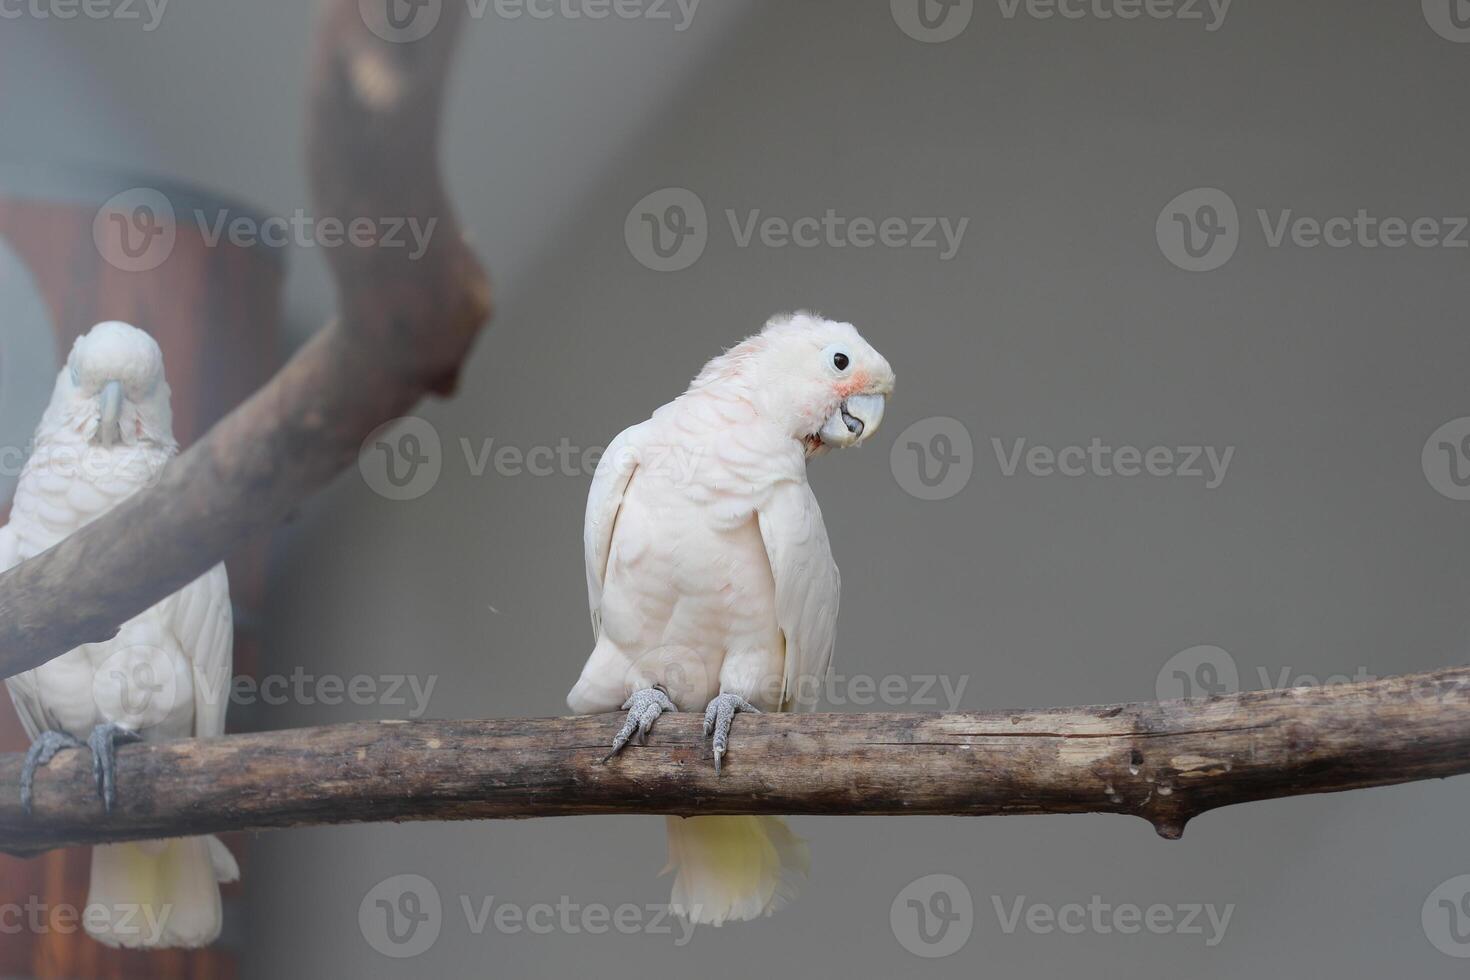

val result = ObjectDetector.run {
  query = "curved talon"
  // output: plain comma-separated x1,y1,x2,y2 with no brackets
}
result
603,687,676,763
88,723,141,814
19,731,81,817
703,692,760,775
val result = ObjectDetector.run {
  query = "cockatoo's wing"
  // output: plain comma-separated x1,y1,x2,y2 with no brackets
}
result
584,422,648,640
756,479,840,712
0,522,45,740
163,563,233,739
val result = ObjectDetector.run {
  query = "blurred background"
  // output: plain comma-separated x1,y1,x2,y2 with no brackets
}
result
3,0,1470,976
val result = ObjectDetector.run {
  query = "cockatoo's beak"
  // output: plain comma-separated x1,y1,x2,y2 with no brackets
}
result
96,379,124,447
817,393,886,449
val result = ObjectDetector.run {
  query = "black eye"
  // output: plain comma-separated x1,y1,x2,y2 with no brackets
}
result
832,352,850,371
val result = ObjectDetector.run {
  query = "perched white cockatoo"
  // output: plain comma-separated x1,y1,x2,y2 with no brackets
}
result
2,321,238,948
568,311,893,925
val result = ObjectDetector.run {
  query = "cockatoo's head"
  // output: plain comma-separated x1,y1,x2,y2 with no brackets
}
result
693,312,894,456
53,321,173,449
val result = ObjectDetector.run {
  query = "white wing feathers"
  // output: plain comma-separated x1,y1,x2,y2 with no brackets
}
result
756,480,840,712
0,522,46,740
584,422,646,640
162,563,233,739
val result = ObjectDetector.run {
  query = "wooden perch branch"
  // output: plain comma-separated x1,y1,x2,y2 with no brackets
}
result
0,0,490,681
4,666,1469,855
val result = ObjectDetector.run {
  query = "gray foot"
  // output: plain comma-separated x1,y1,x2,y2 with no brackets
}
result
88,723,141,814
20,731,82,816
603,687,676,762
702,692,760,774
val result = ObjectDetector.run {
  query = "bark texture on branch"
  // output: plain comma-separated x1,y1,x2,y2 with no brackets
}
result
0,0,490,681
4,666,1469,855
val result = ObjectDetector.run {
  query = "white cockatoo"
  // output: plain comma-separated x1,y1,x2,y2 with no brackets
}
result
568,312,893,926
2,321,238,948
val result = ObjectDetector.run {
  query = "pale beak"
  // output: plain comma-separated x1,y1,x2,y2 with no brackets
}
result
96,379,124,447
817,393,887,448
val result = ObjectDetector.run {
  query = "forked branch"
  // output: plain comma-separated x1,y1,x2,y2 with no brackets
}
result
0,0,490,681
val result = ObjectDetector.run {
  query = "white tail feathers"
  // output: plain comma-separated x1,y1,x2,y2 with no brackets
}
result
662,815,810,926
85,835,236,948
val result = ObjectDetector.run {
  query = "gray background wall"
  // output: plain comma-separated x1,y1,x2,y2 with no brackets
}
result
5,0,1470,976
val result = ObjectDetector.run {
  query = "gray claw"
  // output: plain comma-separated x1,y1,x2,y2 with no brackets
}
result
703,692,759,775
603,687,676,762
20,731,81,817
88,723,141,814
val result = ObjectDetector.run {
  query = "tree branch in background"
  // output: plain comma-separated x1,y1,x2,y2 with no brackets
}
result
4,666,1469,855
0,0,490,680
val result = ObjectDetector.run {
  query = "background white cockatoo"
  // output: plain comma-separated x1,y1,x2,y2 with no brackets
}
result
568,311,893,926
2,321,238,949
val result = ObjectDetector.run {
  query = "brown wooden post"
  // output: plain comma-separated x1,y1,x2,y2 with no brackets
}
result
0,166,283,980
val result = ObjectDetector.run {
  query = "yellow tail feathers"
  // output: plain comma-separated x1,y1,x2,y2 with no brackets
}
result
662,815,810,926
86,835,234,948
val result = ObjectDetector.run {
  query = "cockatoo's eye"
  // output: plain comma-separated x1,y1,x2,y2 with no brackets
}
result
822,345,851,373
